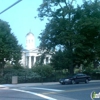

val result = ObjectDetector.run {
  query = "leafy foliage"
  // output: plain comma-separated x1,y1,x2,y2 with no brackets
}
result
0,19,22,70
38,0,100,74
0,67,40,84
32,64,54,78
73,0,100,67
51,50,70,70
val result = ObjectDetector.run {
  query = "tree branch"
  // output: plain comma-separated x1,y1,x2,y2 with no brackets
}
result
58,2,65,19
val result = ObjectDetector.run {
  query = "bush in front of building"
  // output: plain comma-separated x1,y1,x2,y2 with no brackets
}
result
32,64,55,82
0,63,70,83
0,66,41,84
32,64,69,82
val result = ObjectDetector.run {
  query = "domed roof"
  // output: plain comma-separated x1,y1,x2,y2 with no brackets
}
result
26,31,34,36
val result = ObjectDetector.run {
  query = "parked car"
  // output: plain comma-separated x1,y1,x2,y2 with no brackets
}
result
59,73,91,85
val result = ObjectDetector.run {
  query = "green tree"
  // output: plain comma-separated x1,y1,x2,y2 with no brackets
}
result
0,19,22,74
38,0,76,74
51,50,72,71
73,0,100,67
38,0,100,74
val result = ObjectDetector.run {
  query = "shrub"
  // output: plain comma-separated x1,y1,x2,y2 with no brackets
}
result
83,64,100,80
32,64,54,78
0,67,40,84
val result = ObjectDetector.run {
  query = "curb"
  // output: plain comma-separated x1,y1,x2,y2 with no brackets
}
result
0,80,100,88
90,80,100,82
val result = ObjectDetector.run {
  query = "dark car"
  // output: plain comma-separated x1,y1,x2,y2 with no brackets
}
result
59,73,91,85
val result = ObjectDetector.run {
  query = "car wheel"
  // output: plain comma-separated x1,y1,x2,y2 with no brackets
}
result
72,80,75,84
85,79,89,83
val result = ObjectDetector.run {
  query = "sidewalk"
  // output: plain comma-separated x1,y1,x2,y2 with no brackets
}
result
0,80,100,88
0,82,59,88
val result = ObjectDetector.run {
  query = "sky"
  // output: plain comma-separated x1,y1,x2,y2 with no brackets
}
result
0,0,83,49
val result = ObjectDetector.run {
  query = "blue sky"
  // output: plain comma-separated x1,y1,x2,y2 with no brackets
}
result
0,0,83,49
0,0,47,48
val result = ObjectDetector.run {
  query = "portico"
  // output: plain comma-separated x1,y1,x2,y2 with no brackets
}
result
21,31,51,68
22,51,51,68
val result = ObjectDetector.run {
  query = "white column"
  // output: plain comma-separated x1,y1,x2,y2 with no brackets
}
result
44,58,46,64
25,56,27,67
23,53,26,66
48,57,50,63
34,56,36,65
25,56,28,67
29,56,31,68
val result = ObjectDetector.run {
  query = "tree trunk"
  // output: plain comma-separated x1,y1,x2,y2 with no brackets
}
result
69,65,74,75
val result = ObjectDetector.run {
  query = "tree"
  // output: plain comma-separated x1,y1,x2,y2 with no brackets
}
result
0,19,22,74
73,0,100,67
38,0,77,74
38,0,100,74
51,49,72,70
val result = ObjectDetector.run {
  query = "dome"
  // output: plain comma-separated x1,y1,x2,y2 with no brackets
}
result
26,32,34,36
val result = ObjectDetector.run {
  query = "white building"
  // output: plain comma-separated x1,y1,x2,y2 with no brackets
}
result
21,32,51,68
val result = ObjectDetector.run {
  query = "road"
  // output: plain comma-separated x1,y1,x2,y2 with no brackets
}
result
0,82,100,100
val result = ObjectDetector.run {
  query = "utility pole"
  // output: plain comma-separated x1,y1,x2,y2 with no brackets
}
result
0,0,22,15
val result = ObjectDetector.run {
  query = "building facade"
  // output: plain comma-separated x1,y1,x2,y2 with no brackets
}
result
21,32,51,68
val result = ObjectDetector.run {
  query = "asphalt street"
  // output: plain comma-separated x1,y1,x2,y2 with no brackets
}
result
0,81,100,100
